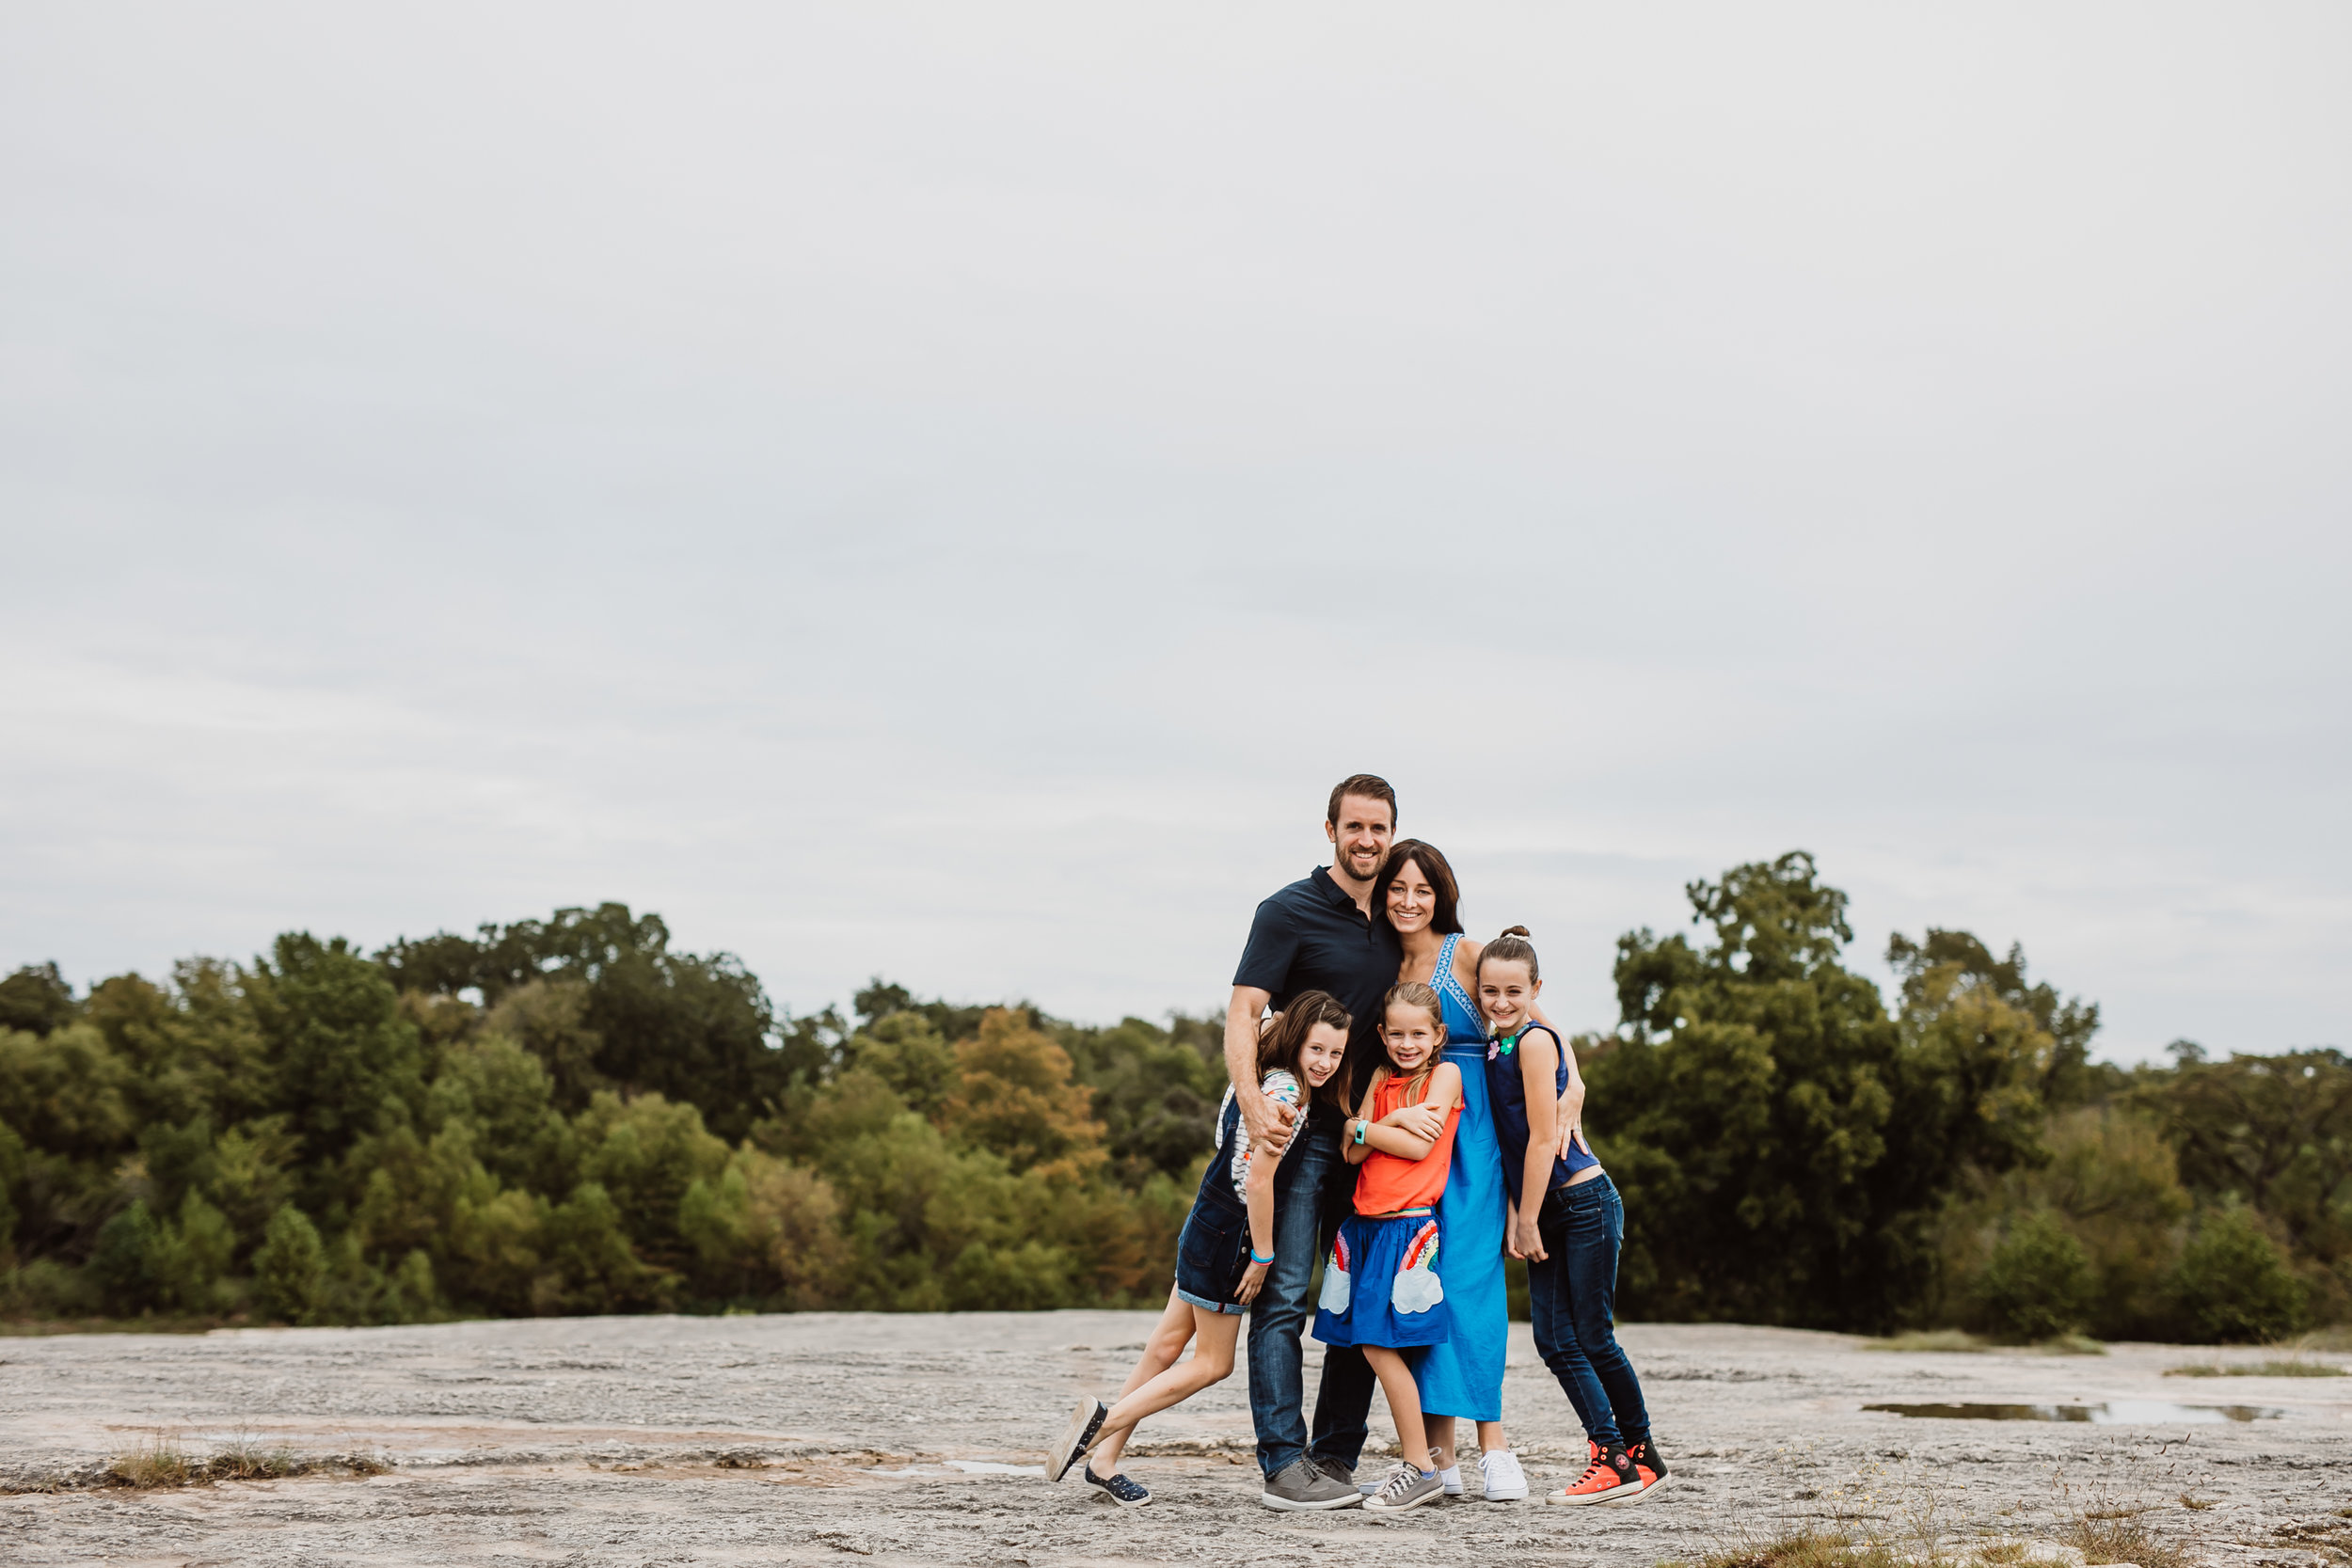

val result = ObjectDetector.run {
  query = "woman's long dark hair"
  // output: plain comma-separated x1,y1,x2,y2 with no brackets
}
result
1255,990,1354,1105
1373,839,1464,937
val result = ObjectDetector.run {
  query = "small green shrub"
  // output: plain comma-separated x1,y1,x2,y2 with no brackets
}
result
88,1200,167,1315
252,1203,326,1324
163,1193,237,1312
1976,1211,2095,1341
2171,1207,2306,1343
1,1258,99,1316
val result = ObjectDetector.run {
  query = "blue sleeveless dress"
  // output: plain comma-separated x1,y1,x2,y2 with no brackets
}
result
1406,931,1509,1422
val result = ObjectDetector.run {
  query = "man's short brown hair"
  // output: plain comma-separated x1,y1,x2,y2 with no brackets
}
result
1327,773,1397,829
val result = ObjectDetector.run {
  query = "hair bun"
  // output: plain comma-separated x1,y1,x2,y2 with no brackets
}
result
1500,925,1531,940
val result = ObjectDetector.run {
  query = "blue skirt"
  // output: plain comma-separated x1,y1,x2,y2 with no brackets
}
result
1313,1210,1451,1349
1406,1043,1510,1419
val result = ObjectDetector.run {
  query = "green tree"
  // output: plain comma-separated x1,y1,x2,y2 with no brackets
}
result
1938,1106,2193,1338
0,962,76,1036
480,978,607,1111
572,1092,730,1267
1888,930,2101,1107
161,1192,237,1313
0,1022,135,1161
1589,854,2047,1330
247,935,423,1180
253,1202,326,1323
2139,1050,2352,1263
2171,1206,2307,1343
88,1199,166,1314
380,905,787,1142
1974,1210,2096,1340
1056,1014,1225,1183
0,1117,25,1263
543,1180,664,1311
940,1009,1106,1178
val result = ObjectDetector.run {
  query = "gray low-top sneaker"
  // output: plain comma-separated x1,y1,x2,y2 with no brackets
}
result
1262,1457,1364,1511
1313,1454,1376,1497
1360,1462,1446,1513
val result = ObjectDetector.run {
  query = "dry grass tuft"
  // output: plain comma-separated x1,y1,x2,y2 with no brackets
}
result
207,1434,297,1481
1677,1529,1892,1568
2062,1505,2193,1568
105,1435,195,1489
97,1436,390,1490
1974,1542,2029,1563
1861,1330,1988,1354
2166,1358,2344,1378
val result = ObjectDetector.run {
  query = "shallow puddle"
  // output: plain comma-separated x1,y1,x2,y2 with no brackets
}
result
866,1460,1046,1477
1865,1401,2282,1423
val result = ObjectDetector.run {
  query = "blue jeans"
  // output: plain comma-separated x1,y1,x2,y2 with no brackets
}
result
1529,1173,1649,1450
1247,1119,1375,1478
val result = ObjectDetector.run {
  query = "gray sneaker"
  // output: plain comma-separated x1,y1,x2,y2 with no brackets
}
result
1360,1462,1446,1513
1312,1454,1372,1496
1262,1457,1364,1511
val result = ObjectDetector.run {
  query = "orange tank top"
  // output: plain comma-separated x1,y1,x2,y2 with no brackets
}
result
1353,1066,1461,1216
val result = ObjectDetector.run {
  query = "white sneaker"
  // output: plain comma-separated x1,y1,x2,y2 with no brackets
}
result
1479,1449,1530,1501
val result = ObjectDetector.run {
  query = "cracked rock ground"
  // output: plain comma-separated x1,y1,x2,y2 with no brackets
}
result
2,1314,2345,1566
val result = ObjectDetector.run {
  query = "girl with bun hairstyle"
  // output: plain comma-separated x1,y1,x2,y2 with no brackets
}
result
1371,840,1581,1501
1478,927,1667,1508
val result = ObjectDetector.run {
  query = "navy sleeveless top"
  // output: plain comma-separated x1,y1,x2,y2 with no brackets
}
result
1486,1022,1599,1194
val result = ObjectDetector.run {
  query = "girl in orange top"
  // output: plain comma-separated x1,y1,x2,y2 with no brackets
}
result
1311,981,1463,1513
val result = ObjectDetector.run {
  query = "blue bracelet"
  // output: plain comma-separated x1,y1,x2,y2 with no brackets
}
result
1250,1248,1275,1265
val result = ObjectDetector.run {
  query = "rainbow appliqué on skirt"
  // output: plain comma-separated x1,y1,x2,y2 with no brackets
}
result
1311,1212,1450,1349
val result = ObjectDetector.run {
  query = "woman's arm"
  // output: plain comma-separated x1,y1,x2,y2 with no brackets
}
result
1356,1064,1461,1163
1514,1031,1559,1260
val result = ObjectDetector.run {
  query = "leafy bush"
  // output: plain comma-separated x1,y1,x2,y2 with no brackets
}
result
162,1192,237,1312
2171,1206,2306,1343
253,1202,326,1323
88,1199,166,1314
1975,1211,2097,1340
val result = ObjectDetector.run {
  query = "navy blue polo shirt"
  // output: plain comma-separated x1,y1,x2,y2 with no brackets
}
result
1233,865,1402,1106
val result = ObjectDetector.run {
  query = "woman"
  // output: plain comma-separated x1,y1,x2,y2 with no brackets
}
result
1370,838,1586,1503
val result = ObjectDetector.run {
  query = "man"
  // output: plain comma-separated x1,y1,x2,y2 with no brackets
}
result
1226,774,1404,1510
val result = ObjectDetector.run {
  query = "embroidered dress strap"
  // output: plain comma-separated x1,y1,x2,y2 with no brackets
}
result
1430,931,1486,1047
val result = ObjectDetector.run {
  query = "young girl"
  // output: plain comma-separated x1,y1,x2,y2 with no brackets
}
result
1044,991,1353,1507
1479,927,1668,1507
1311,981,1464,1513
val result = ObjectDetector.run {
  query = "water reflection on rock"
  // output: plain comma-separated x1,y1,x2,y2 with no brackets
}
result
1866,1400,2282,1423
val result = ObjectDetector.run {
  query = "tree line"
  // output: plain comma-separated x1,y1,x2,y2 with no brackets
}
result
1,860,2344,1340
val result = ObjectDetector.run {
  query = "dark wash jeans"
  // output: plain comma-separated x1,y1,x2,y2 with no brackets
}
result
1246,1116,1376,1478
1529,1172,1650,1451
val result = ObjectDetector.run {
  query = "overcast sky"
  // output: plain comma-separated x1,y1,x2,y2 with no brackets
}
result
4,4,2346,1060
